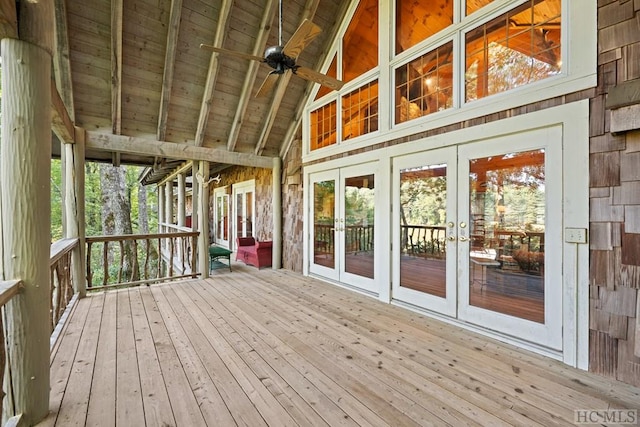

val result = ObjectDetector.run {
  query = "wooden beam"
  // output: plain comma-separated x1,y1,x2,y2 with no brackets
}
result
18,0,54,54
157,0,183,142
0,0,17,39
53,0,75,122
158,161,192,186
85,131,275,169
226,0,277,152
194,0,233,147
256,0,319,156
111,0,123,135
51,83,75,143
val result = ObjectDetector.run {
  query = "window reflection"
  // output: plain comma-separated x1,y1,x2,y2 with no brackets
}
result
469,149,546,323
396,0,452,54
465,0,561,102
342,80,379,140
310,101,337,151
342,0,378,82
466,0,494,16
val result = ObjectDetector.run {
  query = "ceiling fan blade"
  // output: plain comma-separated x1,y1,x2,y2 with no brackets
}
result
283,19,322,60
199,44,265,63
294,66,344,91
256,72,280,98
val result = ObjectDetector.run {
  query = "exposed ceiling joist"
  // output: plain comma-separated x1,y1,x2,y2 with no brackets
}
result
53,0,74,122
157,0,183,142
86,132,276,169
0,0,18,39
226,0,277,152
51,84,75,143
111,0,123,135
194,0,233,147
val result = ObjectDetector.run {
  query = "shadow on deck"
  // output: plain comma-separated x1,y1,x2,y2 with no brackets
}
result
39,264,640,426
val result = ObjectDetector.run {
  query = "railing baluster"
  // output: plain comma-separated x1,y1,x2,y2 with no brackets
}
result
102,242,109,287
86,241,93,288
143,239,150,280
117,240,124,284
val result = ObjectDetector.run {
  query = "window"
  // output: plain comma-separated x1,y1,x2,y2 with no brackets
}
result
466,0,494,16
395,42,453,124
396,0,452,54
315,56,337,100
342,0,378,82
342,80,379,140
465,0,561,102
310,101,337,151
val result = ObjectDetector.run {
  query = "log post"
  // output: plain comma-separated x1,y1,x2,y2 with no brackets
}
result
177,172,186,227
158,185,165,232
191,161,199,232
272,157,282,269
165,181,173,226
197,161,210,278
0,38,52,424
64,128,87,297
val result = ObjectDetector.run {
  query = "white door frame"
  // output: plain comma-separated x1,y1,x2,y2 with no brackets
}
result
213,187,230,248
232,179,255,249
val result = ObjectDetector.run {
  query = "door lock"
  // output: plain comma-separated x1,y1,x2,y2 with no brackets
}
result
459,236,468,242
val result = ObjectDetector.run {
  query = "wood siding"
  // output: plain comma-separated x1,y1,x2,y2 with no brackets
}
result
588,0,640,386
282,139,305,272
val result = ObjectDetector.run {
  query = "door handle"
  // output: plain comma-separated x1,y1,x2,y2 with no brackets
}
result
447,235,456,241
459,236,469,242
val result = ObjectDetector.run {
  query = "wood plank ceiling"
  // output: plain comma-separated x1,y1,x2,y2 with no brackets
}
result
53,0,346,182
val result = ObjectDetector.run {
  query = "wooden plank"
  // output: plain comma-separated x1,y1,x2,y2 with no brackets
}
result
153,283,275,426
41,295,93,427
128,289,176,426
54,294,105,426
53,0,75,123
190,280,389,427
139,286,207,426
85,131,276,168
84,291,117,427
115,290,145,426
0,0,18,39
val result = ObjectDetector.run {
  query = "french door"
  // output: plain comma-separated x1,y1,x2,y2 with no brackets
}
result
392,130,563,350
232,180,255,248
309,163,377,293
213,188,230,248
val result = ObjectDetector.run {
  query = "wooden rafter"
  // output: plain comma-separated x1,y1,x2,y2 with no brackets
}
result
255,0,319,156
86,132,275,169
0,0,18,39
51,83,75,143
53,0,75,123
194,0,233,147
157,0,183,142
111,0,123,135
226,0,277,152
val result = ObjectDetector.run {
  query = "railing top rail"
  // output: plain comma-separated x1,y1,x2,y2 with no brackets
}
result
400,224,447,230
159,222,192,232
50,238,79,266
0,279,23,307
86,231,199,243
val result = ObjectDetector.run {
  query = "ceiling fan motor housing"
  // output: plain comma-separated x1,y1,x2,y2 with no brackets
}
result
264,45,296,73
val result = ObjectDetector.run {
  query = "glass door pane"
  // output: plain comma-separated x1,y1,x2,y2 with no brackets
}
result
343,174,375,279
467,149,545,323
312,179,336,269
236,193,244,238
392,147,458,317
215,192,229,246
399,165,448,297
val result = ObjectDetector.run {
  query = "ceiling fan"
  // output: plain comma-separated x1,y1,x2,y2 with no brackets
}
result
200,1,344,97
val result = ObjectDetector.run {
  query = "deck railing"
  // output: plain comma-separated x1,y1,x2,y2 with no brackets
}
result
401,225,447,258
0,279,23,424
85,231,199,290
50,238,79,331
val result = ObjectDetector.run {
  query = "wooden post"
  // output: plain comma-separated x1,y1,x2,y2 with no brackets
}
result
64,128,87,297
0,38,52,424
272,157,282,269
158,185,165,231
190,161,199,232
197,161,210,278
177,172,186,227
165,181,173,225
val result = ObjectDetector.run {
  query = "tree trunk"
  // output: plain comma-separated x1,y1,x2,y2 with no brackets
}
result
99,164,139,281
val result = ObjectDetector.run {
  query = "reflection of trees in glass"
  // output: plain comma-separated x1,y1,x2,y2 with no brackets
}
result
314,181,335,224
466,42,561,102
345,186,374,226
400,173,447,226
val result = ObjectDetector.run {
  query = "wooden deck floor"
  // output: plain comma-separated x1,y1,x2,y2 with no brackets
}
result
39,265,640,426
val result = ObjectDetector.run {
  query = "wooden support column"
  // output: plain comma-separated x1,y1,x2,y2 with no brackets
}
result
158,185,165,232
0,38,52,424
165,181,173,225
64,128,87,297
190,161,199,232
272,157,282,269
197,161,210,278
177,172,186,227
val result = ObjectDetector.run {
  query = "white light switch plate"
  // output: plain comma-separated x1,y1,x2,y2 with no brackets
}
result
565,228,588,243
